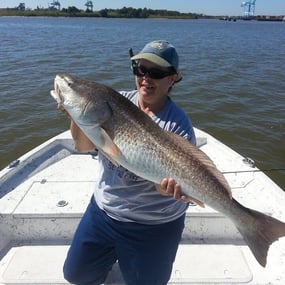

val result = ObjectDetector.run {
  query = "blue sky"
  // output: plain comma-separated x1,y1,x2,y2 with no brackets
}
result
1,1,284,16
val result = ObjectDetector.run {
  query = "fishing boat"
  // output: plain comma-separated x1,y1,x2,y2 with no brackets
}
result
0,128,284,284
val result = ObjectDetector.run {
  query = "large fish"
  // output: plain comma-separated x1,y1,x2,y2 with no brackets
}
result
50,73,285,267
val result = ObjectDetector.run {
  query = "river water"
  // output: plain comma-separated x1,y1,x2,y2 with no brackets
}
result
0,17,284,189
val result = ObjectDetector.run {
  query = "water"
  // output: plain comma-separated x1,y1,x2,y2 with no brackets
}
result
0,17,284,189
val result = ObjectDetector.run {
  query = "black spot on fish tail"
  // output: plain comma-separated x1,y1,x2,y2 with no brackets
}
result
234,200,285,267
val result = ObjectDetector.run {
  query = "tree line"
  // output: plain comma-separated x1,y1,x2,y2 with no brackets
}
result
0,6,200,19
97,7,198,19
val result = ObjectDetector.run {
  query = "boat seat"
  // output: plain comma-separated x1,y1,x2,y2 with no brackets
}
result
0,243,253,285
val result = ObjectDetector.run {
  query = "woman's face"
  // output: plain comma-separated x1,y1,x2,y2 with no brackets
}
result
135,59,177,112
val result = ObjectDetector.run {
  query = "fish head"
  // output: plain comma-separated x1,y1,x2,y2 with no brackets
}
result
50,73,112,127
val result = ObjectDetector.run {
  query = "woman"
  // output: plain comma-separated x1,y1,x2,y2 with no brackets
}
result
63,40,196,285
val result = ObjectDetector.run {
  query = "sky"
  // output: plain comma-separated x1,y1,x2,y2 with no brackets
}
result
0,0,284,16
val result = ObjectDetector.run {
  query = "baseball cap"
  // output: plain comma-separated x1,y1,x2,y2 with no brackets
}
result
131,40,179,71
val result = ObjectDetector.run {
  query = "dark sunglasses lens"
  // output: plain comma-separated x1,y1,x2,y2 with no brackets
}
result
134,65,173,79
133,66,143,77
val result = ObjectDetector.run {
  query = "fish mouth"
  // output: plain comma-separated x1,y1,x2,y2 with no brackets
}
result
50,82,64,104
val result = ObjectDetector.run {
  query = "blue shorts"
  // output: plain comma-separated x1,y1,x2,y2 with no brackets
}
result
63,196,185,285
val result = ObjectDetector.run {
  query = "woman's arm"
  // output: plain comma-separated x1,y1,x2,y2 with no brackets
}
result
69,120,96,153
58,105,95,152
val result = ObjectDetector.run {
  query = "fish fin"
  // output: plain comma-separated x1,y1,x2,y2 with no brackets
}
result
97,127,122,161
166,131,232,199
188,196,205,208
234,199,285,267
99,148,120,167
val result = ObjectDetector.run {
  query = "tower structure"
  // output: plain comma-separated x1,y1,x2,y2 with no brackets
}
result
241,0,256,18
49,1,61,10
85,1,93,12
17,3,25,10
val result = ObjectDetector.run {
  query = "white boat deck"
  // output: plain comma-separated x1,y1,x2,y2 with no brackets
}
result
0,129,285,284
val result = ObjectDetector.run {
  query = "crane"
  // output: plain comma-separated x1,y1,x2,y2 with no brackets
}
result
241,0,256,18
49,1,61,11
85,1,93,12
17,3,25,10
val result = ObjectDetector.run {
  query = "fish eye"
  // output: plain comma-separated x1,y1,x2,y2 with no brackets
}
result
66,79,73,87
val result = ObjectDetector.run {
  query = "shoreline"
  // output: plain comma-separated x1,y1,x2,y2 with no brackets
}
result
0,9,284,21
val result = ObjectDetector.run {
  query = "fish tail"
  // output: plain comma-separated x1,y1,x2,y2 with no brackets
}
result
235,201,285,267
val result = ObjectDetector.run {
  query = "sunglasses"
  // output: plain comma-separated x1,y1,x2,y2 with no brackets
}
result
133,64,176,80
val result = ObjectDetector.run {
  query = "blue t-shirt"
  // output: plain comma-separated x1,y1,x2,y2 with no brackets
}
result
94,90,196,225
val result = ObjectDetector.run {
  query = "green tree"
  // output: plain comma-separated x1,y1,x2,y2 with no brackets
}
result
99,8,108,17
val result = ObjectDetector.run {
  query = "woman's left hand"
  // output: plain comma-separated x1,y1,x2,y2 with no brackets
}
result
156,178,191,203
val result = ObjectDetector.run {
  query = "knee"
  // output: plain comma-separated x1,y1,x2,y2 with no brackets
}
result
63,261,107,285
63,261,80,284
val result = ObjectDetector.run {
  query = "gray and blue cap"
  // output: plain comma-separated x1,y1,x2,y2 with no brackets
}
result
131,40,179,71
